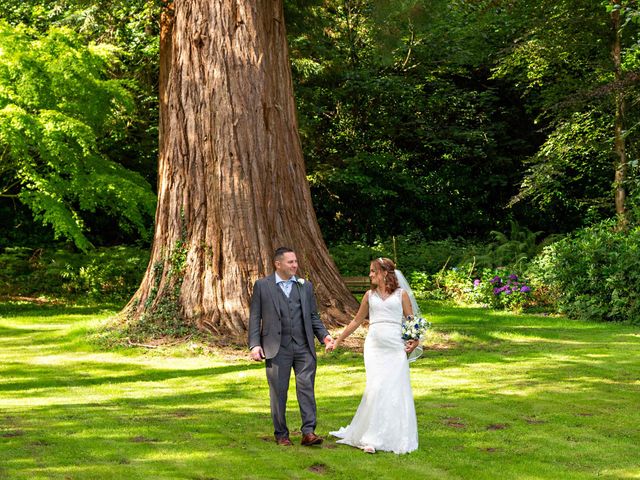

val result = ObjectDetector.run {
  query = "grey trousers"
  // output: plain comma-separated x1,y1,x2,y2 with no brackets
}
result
265,341,317,439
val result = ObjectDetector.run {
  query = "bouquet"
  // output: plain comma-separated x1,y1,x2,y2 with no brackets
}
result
402,315,431,341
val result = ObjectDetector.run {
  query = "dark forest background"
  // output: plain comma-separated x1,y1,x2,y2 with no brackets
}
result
1,1,639,323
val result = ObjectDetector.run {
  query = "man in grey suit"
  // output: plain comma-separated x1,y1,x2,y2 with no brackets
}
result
249,247,334,446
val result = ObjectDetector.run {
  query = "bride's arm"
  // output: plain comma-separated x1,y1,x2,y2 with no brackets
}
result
401,290,414,317
332,291,370,349
401,290,420,353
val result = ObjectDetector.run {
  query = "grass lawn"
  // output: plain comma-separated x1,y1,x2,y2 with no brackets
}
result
0,299,639,479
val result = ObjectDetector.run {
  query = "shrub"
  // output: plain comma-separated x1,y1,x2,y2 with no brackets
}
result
328,236,488,276
328,242,385,276
0,246,149,302
408,271,447,301
429,265,534,311
327,236,541,312
327,226,559,280
434,266,475,303
529,220,640,322
469,270,533,311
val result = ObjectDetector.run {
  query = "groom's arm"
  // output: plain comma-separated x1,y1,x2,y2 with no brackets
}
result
248,280,263,351
307,282,330,344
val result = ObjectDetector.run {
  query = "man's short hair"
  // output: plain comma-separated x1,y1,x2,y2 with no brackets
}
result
274,246,294,262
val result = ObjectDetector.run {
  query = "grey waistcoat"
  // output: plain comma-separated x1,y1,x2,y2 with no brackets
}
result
278,283,306,347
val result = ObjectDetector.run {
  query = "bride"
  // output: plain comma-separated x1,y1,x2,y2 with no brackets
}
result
328,257,419,454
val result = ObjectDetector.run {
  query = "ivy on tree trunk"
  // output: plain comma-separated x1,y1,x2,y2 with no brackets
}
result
124,0,358,339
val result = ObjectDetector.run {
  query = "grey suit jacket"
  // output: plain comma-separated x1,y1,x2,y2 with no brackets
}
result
248,273,329,359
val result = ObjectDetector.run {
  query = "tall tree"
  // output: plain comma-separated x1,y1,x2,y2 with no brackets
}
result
287,0,536,242
492,0,640,229
611,0,629,226
0,23,156,250
123,0,357,337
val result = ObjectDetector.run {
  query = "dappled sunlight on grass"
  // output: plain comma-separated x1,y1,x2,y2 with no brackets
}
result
490,331,590,345
601,469,640,479
1,300,639,479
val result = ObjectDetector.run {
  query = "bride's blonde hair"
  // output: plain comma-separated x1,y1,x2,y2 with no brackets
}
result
370,257,399,294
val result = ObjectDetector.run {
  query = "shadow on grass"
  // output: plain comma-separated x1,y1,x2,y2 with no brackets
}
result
0,325,45,336
2,370,639,479
1,299,640,479
0,396,288,478
0,360,263,393
0,301,119,318
0,388,381,479
419,301,639,355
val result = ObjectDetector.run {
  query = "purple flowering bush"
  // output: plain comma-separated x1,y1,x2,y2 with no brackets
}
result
408,264,537,313
469,269,533,311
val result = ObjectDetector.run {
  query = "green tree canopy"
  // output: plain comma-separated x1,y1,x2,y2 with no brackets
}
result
491,0,640,227
287,0,537,242
0,22,155,250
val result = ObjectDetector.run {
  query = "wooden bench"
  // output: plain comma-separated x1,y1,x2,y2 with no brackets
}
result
343,276,370,293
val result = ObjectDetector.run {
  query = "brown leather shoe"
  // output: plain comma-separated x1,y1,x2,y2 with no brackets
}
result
276,436,292,446
301,432,323,446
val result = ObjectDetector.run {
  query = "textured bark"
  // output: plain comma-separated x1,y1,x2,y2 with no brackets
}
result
124,0,358,338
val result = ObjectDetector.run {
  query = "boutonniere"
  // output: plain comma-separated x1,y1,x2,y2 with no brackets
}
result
296,278,305,286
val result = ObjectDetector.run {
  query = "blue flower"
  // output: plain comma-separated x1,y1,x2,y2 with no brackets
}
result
402,315,431,341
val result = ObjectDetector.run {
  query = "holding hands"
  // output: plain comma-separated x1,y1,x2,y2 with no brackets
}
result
251,336,336,361
324,335,336,352
326,337,340,352
252,336,418,358
326,335,419,354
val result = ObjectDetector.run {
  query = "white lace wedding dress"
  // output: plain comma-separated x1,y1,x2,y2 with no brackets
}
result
330,288,418,454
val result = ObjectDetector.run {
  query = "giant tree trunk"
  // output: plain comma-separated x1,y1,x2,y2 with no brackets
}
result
123,0,358,338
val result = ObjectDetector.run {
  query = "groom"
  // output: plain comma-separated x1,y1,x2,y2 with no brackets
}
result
248,247,334,446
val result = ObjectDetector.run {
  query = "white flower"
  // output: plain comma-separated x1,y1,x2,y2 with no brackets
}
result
402,315,432,341
297,278,305,285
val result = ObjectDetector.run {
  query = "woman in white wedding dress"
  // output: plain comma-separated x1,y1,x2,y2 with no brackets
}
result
329,257,419,454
